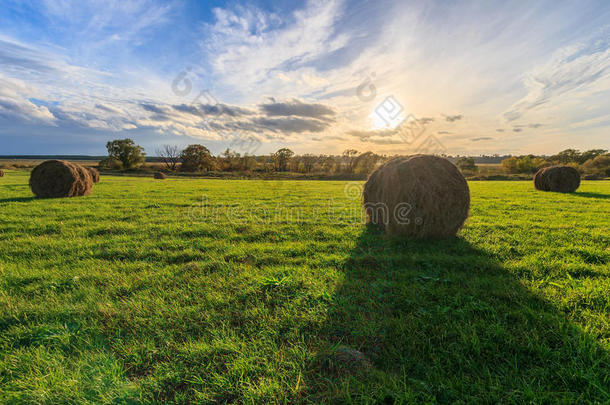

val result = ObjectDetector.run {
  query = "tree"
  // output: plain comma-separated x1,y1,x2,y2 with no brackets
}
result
582,154,610,176
301,154,317,173
272,148,294,171
156,145,180,171
353,151,381,174
456,157,477,172
579,149,607,164
549,149,581,164
501,155,547,174
343,149,359,173
106,139,145,170
180,144,216,172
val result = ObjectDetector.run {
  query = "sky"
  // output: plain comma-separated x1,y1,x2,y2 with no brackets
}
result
1,0,609,156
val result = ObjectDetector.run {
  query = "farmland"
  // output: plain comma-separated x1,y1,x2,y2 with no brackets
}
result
0,170,609,403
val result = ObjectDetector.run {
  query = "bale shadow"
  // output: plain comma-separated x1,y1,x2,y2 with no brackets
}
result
304,226,609,403
571,191,610,200
0,196,37,204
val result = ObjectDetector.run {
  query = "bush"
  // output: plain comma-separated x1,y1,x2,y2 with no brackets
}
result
98,157,123,170
582,154,610,177
180,145,216,172
106,139,146,170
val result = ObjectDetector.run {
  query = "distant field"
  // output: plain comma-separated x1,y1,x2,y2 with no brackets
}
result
0,170,608,403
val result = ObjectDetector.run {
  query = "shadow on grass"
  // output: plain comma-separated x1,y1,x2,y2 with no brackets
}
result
571,191,610,200
304,226,609,403
0,196,36,204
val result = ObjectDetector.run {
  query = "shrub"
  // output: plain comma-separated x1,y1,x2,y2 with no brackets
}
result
98,157,123,170
106,139,146,170
180,145,215,172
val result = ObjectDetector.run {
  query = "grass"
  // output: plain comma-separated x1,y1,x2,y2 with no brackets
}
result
0,170,608,403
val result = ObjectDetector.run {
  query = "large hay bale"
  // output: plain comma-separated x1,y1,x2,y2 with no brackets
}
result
29,160,93,198
533,166,580,192
85,166,100,183
0,169,4,177
154,172,167,180
363,155,470,238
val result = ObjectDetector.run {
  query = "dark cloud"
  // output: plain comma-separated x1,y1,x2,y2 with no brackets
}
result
141,103,169,114
418,117,435,125
437,131,452,134
471,137,493,141
529,123,543,128
252,117,330,133
496,129,505,132
173,103,253,117
513,127,523,132
444,114,463,122
0,39,61,75
259,99,335,119
347,128,398,140
95,104,121,113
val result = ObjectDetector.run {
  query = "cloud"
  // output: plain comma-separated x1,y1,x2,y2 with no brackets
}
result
251,116,330,133
202,0,347,96
444,114,463,122
504,33,610,121
513,127,523,132
418,117,435,125
471,137,493,141
173,103,253,117
496,129,504,132
259,99,335,119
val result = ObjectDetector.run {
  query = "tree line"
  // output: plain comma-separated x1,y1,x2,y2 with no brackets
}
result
99,139,610,178
100,140,385,174
500,149,609,177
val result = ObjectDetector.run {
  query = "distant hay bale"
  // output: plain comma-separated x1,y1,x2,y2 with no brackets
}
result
29,160,93,198
533,166,580,192
363,155,470,238
154,172,167,180
0,169,4,177
85,166,100,183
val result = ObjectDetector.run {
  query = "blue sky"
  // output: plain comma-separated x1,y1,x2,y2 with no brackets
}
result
1,0,609,156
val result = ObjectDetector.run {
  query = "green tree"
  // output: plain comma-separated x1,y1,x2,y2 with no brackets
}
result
579,149,607,164
106,139,145,170
272,148,294,172
582,154,610,176
180,144,216,172
456,157,477,172
549,149,581,164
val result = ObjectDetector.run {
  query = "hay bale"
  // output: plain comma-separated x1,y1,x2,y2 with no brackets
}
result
85,166,100,183
533,166,580,192
0,169,4,177
29,160,93,198
154,172,167,179
363,155,470,238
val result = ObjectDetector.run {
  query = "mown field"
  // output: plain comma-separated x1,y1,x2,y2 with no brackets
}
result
0,170,608,403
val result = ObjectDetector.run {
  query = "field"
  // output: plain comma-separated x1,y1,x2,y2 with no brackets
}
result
0,170,609,403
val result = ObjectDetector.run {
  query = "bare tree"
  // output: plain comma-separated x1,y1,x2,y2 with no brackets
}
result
156,145,180,171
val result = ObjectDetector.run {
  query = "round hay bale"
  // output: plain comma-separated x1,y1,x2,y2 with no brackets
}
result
0,169,4,177
533,165,580,192
85,166,100,183
363,155,470,238
154,172,167,180
29,160,93,198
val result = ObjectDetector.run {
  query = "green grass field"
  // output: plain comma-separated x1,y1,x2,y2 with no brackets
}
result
0,170,609,403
